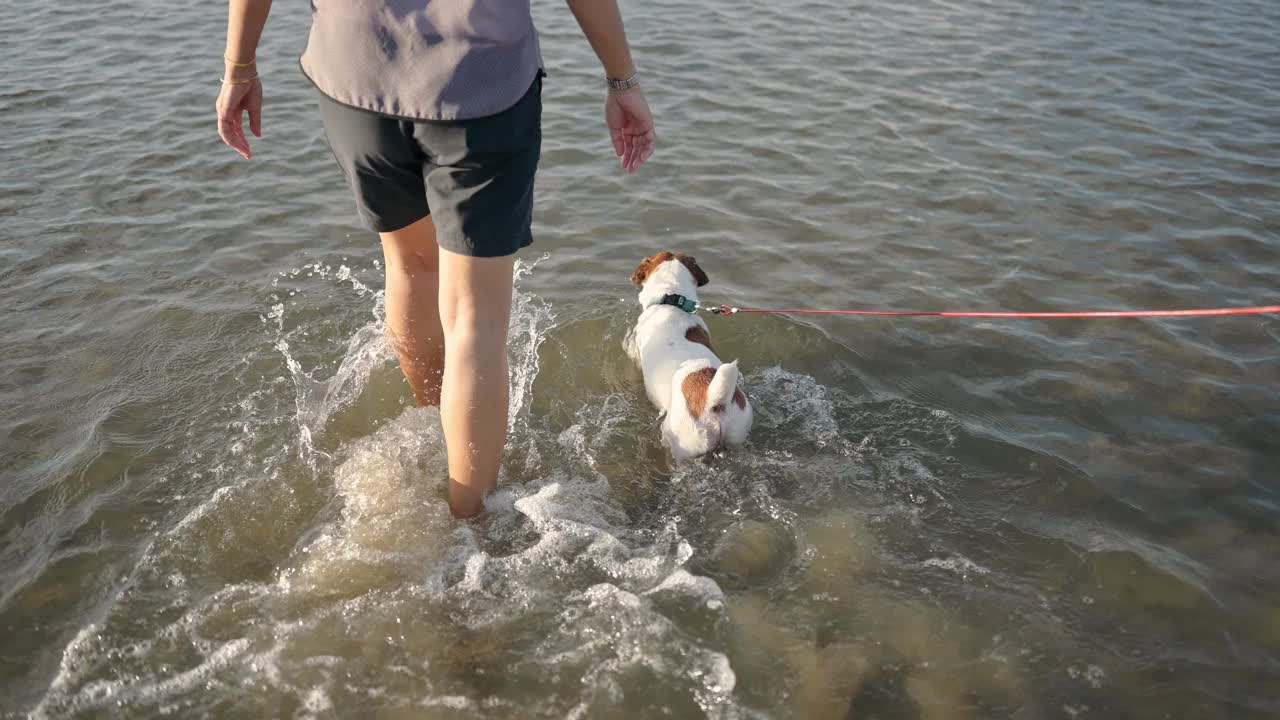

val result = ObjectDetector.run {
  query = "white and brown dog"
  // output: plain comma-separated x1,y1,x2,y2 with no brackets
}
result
626,252,752,461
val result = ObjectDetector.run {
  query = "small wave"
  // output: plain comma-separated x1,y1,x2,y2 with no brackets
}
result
32,634,250,719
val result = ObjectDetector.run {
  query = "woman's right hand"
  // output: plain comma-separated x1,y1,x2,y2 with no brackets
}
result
216,65,263,160
605,87,655,174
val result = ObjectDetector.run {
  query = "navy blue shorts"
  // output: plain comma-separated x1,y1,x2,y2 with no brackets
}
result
317,76,542,258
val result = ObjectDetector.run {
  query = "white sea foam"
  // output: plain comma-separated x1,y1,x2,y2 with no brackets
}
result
921,554,992,578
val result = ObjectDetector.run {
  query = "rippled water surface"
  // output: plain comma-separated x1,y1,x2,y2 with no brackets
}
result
3,0,1279,717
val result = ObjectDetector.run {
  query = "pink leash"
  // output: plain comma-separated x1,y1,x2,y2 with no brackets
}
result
707,304,1280,319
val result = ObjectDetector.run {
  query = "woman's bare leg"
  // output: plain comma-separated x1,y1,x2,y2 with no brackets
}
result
379,216,446,406
437,249,516,517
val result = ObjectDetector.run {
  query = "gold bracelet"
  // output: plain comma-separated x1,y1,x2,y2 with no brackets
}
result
224,54,256,68
220,74,259,86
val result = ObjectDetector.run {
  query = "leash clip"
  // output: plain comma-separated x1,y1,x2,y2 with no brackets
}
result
707,304,738,316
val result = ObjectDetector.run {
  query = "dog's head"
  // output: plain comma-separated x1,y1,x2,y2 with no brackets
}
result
630,251,710,288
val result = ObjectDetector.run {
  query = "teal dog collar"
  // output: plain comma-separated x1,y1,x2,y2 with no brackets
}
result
648,293,699,314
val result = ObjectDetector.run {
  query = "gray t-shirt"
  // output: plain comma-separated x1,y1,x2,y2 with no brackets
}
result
300,0,543,121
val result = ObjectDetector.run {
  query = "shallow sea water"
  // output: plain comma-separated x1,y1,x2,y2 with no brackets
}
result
2,0,1279,717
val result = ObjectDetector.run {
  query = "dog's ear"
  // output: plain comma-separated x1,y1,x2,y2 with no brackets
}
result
630,255,655,286
676,254,710,287
630,252,674,286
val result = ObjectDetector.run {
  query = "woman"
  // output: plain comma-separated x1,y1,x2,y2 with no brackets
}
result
216,0,656,517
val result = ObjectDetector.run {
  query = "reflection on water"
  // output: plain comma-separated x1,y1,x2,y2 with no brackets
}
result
2,0,1279,716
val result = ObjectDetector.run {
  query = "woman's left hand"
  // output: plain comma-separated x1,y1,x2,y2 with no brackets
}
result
216,70,263,160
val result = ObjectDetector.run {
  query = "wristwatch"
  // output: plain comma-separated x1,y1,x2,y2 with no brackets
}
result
607,71,641,93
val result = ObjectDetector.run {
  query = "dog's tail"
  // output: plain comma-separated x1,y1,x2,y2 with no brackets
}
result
705,361,740,417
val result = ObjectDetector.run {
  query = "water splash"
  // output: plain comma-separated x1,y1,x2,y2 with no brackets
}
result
32,257,749,717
